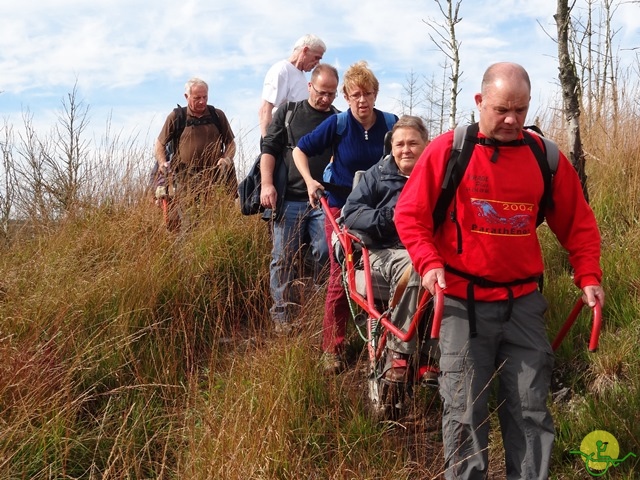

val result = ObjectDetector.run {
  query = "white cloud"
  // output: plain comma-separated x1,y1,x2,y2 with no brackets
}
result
1,0,638,166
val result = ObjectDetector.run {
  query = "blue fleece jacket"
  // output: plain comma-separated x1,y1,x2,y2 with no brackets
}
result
297,108,397,208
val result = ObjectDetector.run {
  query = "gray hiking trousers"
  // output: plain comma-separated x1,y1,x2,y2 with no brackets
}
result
369,248,437,357
439,290,555,480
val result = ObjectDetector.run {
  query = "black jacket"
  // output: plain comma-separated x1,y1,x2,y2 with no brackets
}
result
261,101,337,201
342,155,408,248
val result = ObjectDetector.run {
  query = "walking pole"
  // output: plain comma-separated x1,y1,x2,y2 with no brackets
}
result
161,166,177,231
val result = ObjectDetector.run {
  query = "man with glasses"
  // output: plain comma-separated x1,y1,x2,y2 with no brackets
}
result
260,64,339,335
258,34,326,139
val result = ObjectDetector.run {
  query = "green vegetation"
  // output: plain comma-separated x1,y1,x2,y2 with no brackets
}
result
1,117,639,479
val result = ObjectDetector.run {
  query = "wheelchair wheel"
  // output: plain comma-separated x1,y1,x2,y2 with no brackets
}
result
369,379,410,420
366,346,410,420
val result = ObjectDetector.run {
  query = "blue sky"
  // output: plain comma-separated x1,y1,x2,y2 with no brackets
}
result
2,0,640,174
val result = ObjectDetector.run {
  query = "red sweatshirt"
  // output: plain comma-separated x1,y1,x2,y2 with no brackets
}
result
395,129,602,302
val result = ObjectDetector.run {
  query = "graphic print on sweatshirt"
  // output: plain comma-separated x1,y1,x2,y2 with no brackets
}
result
470,198,534,236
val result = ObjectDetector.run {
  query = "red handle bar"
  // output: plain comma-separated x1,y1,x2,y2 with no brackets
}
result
551,298,603,352
430,284,444,339
317,191,602,352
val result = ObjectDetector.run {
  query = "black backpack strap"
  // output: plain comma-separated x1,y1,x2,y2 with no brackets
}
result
284,101,298,149
206,105,222,132
446,265,539,338
523,130,556,226
168,104,187,159
433,123,480,233
206,105,227,151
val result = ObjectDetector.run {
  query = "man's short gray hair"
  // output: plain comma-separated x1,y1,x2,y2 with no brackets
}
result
293,34,326,53
185,77,209,95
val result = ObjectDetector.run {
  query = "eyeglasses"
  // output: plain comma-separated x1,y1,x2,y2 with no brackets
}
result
348,91,375,102
310,83,337,99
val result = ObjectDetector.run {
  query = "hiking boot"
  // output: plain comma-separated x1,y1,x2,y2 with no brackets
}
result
383,351,410,383
417,364,440,388
321,352,343,375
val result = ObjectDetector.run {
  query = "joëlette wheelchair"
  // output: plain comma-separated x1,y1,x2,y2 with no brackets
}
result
317,178,602,419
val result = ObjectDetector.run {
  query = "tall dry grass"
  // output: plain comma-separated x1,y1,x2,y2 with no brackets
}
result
0,187,445,479
537,105,640,478
1,107,640,478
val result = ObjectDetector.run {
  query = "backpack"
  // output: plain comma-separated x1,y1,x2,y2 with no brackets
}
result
149,104,224,194
432,123,559,235
238,101,316,220
167,104,223,159
322,110,397,183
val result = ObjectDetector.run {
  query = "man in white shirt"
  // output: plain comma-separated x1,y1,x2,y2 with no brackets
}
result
258,34,326,138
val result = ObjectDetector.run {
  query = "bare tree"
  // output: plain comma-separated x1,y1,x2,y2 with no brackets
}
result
601,0,621,133
399,70,425,116
14,109,53,222
44,81,91,214
0,119,17,238
423,64,451,136
424,0,463,130
565,0,622,130
555,0,589,200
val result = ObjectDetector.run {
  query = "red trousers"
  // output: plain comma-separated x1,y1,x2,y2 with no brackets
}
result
322,206,350,354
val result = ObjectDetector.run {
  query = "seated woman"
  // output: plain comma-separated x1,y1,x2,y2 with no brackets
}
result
342,115,438,385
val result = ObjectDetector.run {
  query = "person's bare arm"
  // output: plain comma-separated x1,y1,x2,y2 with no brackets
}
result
260,153,277,209
217,139,236,167
258,99,275,138
154,139,170,173
292,146,323,207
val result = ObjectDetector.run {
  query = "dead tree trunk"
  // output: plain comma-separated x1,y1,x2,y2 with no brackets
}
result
424,0,462,130
555,0,589,201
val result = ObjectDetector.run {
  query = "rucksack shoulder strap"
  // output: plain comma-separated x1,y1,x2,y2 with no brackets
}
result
284,101,298,148
169,105,187,154
382,111,397,131
452,122,468,152
433,123,480,231
332,111,350,155
173,104,186,130
335,111,349,136
540,136,559,173
206,105,222,131
523,130,559,225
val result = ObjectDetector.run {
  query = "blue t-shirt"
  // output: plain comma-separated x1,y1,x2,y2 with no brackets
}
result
297,108,397,207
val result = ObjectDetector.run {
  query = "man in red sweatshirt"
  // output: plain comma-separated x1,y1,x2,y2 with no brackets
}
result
395,62,604,480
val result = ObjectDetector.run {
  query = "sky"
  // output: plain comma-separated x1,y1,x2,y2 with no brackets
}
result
2,0,640,174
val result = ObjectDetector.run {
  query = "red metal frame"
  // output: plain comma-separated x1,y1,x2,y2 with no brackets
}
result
321,195,443,364
552,298,603,352
320,194,601,356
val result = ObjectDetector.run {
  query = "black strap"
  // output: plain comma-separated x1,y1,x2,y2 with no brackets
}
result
433,123,480,232
445,265,539,338
172,105,223,154
284,101,298,149
523,131,554,226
